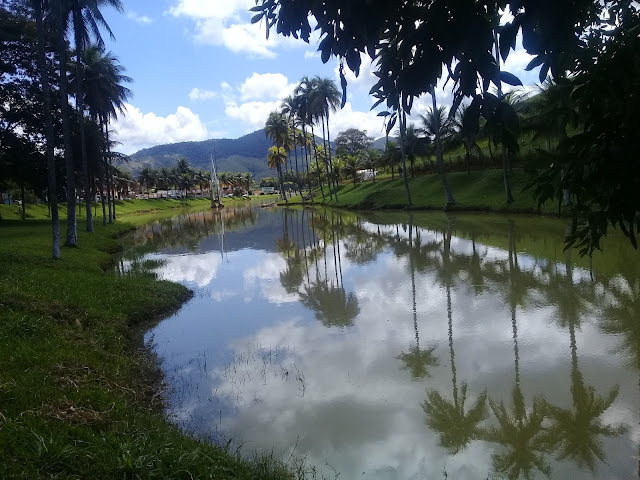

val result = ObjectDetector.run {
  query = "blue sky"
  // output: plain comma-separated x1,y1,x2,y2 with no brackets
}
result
101,1,540,154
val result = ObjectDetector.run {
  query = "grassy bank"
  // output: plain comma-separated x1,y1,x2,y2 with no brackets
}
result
293,169,556,214
0,195,279,221
0,199,298,479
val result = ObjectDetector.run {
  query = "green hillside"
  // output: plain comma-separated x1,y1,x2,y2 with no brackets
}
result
123,128,325,180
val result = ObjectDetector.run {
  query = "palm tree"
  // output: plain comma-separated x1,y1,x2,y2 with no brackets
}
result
138,166,156,199
294,76,327,201
311,76,341,200
266,145,287,198
49,0,78,245
32,0,60,258
68,0,123,232
402,123,421,177
81,44,131,224
420,90,455,204
343,155,360,185
452,104,481,174
265,110,289,202
281,96,303,195
381,140,400,179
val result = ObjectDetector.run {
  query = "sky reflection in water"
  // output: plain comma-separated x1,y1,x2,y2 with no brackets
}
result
123,206,640,479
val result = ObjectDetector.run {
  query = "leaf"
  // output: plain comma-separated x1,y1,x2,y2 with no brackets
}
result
377,111,390,117
499,71,522,86
525,55,545,71
251,13,263,24
249,5,263,12
539,63,550,83
386,115,397,134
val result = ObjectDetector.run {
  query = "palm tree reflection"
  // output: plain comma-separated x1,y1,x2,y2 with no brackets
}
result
398,216,439,380
542,257,625,473
482,222,551,479
422,217,489,454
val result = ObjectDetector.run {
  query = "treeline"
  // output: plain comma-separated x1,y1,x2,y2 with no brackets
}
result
255,0,639,256
261,73,583,209
136,158,254,198
0,0,132,258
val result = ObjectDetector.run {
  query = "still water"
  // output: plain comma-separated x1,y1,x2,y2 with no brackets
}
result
121,205,640,479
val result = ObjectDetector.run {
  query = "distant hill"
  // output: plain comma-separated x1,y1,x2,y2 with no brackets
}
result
121,129,327,180
370,136,400,150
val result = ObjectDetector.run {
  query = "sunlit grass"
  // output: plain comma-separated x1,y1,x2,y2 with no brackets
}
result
0,199,305,479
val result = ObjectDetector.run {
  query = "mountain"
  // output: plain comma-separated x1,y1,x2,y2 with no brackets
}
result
370,136,402,150
122,129,327,180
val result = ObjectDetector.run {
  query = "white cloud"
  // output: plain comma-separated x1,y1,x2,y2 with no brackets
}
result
225,100,281,130
168,0,306,58
330,102,386,139
111,103,208,154
238,73,296,101
304,50,320,60
189,87,217,101
126,11,153,24
168,0,253,20
220,73,295,131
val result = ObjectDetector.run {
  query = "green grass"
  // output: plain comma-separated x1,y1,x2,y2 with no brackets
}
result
0,195,277,222
0,198,303,480
294,168,550,213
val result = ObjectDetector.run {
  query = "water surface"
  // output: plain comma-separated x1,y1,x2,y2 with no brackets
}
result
123,206,640,479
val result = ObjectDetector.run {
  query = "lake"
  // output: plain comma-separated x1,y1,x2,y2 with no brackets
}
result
120,205,640,479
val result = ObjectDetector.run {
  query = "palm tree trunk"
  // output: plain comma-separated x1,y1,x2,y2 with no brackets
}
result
494,32,514,204
57,23,77,246
105,123,113,223
34,0,60,258
325,112,338,201
293,132,302,199
73,9,93,232
310,125,326,201
399,110,413,206
321,118,334,200
276,162,287,203
302,127,313,199
431,86,455,205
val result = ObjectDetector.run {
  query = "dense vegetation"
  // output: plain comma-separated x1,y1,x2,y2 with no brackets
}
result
254,0,640,256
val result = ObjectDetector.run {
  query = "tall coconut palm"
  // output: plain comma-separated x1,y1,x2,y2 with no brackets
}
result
81,44,131,224
68,0,123,232
420,90,456,204
295,76,327,201
265,111,289,202
32,0,60,258
49,0,78,245
281,96,303,194
311,76,341,200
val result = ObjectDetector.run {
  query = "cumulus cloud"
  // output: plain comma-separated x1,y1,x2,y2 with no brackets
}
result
168,0,306,57
239,73,296,101
110,103,208,154
219,73,295,131
330,102,386,139
189,87,217,101
126,11,153,24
